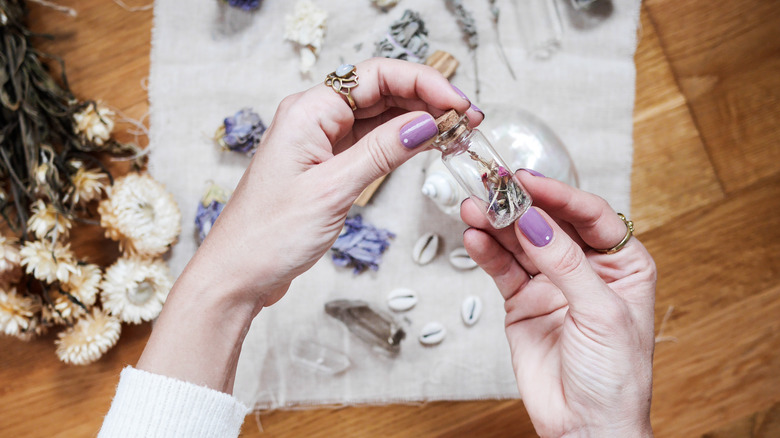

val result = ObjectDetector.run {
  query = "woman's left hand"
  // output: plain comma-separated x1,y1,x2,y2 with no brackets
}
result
137,58,482,392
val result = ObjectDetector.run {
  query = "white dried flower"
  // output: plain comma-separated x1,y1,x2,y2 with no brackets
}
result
284,1,327,73
27,199,72,240
63,263,102,308
19,240,78,284
101,256,172,324
98,173,181,257
55,307,121,365
0,235,22,288
15,315,47,341
69,164,107,204
0,287,40,337
51,290,87,324
73,102,115,146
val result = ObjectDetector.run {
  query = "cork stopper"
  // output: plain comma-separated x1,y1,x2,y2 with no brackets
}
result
435,109,468,140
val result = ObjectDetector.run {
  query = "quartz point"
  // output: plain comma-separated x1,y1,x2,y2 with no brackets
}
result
325,299,406,354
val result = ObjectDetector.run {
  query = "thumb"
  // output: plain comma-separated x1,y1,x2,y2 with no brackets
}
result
319,112,438,198
515,207,626,330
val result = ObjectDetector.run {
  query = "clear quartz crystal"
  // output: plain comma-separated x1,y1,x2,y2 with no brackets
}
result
433,112,532,229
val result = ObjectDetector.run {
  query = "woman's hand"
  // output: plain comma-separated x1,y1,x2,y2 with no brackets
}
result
462,171,656,437
137,58,482,392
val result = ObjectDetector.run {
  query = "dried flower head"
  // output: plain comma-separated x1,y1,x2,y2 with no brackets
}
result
331,215,395,274
50,290,87,324
98,173,181,257
195,183,230,244
101,256,172,324
284,1,328,73
27,199,72,240
223,0,262,11
73,102,115,146
68,163,107,205
0,235,22,288
214,108,266,155
63,263,102,308
55,308,121,365
0,287,41,337
19,240,78,284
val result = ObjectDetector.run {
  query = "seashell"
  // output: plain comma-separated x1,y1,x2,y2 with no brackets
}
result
419,322,446,345
461,295,482,326
387,288,418,312
412,233,440,265
449,247,478,270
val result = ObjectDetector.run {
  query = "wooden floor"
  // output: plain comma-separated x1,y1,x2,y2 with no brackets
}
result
1,1,778,437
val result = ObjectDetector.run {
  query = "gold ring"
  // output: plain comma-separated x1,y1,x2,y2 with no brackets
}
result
594,213,634,254
324,63,359,111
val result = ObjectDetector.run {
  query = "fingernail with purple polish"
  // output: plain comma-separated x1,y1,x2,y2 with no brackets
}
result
399,114,438,149
521,168,545,177
518,208,553,247
470,103,484,117
451,84,469,101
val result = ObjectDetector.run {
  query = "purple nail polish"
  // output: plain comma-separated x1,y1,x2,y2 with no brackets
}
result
518,208,553,247
399,114,438,149
521,168,545,177
470,103,484,117
451,84,469,101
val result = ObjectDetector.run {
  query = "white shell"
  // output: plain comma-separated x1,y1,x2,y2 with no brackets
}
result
449,247,478,270
412,233,440,265
461,296,482,326
419,322,446,345
387,288,418,312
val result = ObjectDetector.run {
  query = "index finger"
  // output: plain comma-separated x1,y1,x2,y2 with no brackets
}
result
301,58,479,143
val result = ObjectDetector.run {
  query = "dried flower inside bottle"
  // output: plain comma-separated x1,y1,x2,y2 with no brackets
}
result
432,110,532,228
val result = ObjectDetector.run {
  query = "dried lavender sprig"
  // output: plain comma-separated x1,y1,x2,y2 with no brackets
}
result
444,0,480,101
488,0,517,80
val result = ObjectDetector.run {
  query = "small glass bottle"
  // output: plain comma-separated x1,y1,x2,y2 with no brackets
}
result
432,110,532,229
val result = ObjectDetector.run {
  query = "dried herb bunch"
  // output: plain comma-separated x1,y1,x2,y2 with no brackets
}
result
1,1,179,365
1,0,142,234
468,150,528,227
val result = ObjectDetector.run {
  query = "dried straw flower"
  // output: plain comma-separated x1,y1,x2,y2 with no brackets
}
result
63,263,102,308
19,240,78,284
50,290,87,324
98,173,181,257
68,162,108,205
284,1,328,73
0,235,22,288
101,256,172,324
0,287,40,337
73,102,115,147
214,108,266,155
55,308,121,365
27,199,72,240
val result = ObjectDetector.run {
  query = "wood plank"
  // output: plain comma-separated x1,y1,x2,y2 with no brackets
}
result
651,285,780,437
700,402,780,438
644,0,780,193
631,7,723,230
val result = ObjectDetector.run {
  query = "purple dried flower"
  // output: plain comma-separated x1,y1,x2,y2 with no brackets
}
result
223,0,261,11
215,108,266,155
331,215,395,274
195,183,231,244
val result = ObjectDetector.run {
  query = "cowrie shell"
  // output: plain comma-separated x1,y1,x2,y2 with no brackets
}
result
449,247,478,270
419,322,446,345
387,288,418,312
412,233,440,265
461,296,482,326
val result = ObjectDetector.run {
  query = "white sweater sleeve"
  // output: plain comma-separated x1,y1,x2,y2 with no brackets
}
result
99,367,250,438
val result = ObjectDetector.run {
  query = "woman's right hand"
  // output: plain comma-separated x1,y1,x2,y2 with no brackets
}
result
462,171,656,437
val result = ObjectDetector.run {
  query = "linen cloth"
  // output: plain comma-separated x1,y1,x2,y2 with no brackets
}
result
148,0,641,409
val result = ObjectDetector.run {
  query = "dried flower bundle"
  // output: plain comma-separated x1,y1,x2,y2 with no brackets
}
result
444,0,480,100
468,151,528,228
195,182,230,244
0,1,180,365
214,108,266,155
